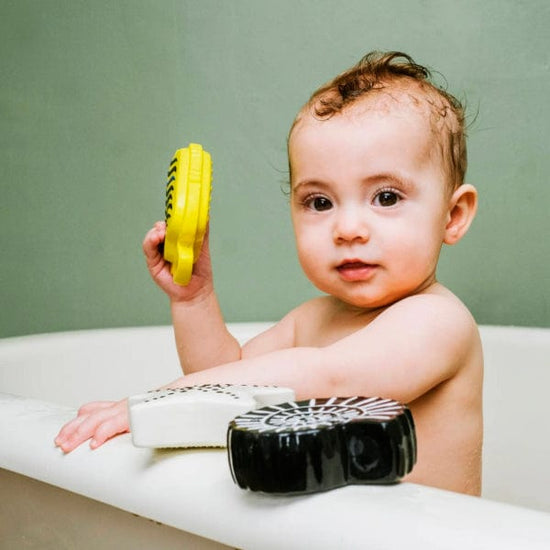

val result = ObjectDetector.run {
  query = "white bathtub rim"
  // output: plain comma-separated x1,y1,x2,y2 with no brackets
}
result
1,323,550,549
1,392,549,550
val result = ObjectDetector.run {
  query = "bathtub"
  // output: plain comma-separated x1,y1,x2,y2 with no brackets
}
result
1,323,549,549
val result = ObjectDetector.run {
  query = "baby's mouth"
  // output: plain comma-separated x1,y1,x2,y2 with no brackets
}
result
336,261,377,281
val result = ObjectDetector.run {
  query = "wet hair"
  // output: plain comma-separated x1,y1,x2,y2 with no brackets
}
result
289,51,467,190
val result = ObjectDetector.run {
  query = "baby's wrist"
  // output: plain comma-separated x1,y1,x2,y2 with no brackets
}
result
169,285,216,308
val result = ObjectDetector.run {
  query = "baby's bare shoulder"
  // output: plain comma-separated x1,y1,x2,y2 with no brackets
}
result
377,286,481,355
387,283,474,323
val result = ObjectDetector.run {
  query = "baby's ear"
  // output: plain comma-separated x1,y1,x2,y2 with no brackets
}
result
444,184,478,245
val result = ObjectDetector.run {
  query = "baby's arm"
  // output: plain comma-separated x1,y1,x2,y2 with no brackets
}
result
144,222,298,372
168,294,475,402
143,222,241,373
56,294,476,453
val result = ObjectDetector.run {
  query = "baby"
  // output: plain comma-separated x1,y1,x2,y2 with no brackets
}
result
56,51,483,496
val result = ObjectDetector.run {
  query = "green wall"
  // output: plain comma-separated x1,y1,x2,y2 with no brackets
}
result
2,0,549,337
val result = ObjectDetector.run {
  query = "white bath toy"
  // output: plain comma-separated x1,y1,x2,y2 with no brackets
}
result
128,384,295,448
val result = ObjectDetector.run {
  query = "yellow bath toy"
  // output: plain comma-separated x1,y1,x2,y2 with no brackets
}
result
164,143,212,285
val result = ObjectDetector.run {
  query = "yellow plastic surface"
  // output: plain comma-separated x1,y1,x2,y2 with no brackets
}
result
164,143,212,285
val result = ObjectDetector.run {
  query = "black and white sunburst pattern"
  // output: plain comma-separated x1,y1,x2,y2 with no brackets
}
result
231,396,405,433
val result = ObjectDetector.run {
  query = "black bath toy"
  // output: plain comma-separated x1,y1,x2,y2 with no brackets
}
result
227,396,416,495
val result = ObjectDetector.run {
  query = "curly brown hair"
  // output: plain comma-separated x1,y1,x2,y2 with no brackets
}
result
289,51,467,190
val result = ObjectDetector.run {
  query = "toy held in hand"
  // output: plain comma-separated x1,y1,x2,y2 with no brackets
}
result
227,396,416,494
164,143,212,285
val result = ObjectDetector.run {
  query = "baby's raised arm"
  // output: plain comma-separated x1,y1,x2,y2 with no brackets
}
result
143,221,241,373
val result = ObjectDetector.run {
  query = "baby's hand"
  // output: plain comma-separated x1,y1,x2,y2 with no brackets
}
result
142,221,214,302
54,399,129,453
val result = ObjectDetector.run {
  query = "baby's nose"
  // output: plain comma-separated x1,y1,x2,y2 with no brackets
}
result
333,207,369,244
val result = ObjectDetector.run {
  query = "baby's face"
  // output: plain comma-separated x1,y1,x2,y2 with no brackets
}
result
288,102,452,309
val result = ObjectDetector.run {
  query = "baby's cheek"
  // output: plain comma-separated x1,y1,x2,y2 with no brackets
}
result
387,235,433,270
295,234,321,266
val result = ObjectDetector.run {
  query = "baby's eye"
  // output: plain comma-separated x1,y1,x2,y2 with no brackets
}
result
374,190,401,207
305,195,333,212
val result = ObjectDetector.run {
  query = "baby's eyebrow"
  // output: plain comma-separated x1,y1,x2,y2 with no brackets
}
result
291,172,416,193
291,179,332,193
362,172,416,191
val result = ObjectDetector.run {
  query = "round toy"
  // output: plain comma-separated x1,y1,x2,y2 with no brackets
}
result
227,396,416,495
164,143,212,285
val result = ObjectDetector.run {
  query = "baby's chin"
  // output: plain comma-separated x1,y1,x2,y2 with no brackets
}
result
339,297,400,312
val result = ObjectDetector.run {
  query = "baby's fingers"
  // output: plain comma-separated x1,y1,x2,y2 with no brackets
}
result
142,221,166,260
90,407,130,449
55,414,87,448
55,401,114,446
56,418,99,453
56,400,128,453
77,401,117,415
